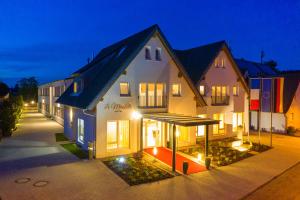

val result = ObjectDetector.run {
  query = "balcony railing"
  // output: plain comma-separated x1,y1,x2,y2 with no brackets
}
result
138,95,167,108
211,96,230,105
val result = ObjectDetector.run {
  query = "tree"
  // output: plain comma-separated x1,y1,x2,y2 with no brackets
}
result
0,82,9,98
17,77,38,102
264,60,279,73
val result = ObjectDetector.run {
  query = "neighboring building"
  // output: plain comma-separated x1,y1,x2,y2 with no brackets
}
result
282,71,300,131
57,25,228,158
38,78,73,125
235,59,300,133
174,41,250,140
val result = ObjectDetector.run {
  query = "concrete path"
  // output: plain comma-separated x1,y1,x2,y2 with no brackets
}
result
0,110,78,174
1,111,300,200
245,161,300,200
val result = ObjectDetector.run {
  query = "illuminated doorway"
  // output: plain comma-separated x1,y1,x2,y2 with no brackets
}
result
143,120,162,148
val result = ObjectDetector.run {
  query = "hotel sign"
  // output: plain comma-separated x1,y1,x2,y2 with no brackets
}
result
104,103,132,112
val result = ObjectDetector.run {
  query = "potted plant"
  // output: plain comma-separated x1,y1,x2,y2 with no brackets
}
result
183,161,189,174
205,157,211,170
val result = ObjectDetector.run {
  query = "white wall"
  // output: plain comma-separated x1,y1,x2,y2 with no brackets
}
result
197,49,249,140
95,35,198,158
250,111,286,132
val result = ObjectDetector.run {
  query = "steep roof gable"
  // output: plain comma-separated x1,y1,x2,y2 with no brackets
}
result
57,25,205,109
235,59,278,78
174,41,249,93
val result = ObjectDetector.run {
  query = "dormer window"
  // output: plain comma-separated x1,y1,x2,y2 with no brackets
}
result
155,48,162,61
73,79,83,94
214,58,225,68
145,46,151,60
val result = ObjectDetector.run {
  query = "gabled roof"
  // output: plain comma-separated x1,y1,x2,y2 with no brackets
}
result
235,59,278,78
174,41,225,85
174,41,249,93
282,71,300,113
57,25,205,109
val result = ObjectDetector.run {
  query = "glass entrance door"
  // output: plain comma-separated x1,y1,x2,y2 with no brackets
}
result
143,120,162,148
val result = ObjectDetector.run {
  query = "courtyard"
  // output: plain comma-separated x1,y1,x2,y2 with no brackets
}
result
1,110,300,200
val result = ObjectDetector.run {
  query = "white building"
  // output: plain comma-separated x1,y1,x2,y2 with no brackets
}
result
38,78,73,125
57,25,249,160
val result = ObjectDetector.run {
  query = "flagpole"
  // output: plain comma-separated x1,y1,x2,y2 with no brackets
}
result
270,77,273,147
258,77,262,144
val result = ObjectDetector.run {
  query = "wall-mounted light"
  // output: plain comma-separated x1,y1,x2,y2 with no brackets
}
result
42,99,45,103
131,111,142,120
57,103,60,108
31,100,35,104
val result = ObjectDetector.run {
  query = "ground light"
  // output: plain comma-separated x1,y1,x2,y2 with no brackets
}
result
119,157,125,163
24,103,28,107
197,153,202,162
31,100,35,104
153,147,158,162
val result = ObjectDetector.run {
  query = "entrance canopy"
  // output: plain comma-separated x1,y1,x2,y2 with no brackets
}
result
142,113,219,126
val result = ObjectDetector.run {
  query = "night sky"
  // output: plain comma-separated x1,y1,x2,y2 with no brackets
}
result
0,0,299,86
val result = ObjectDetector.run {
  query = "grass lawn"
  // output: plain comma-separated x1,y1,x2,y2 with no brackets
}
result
61,143,88,159
55,133,69,142
102,154,174,186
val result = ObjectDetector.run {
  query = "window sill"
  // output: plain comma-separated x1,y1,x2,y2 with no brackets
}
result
120,94,131,97
172,94,181,97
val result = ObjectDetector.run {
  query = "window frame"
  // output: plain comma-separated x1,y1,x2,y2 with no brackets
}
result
77,118,84,144
145,46,152,60
155,48,162,61
213,113,225,135
119,82,130,96
107,120,130,150
172,83,181,97
199,85,205,96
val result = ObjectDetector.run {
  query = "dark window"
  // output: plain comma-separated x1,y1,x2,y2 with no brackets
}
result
155,48,162,61
145,47,151,60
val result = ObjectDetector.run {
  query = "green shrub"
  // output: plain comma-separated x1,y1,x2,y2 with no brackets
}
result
287,126,296,135
0,95,23,137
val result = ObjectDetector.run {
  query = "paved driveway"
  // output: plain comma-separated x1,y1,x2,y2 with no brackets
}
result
1,111,300,200
0,110,78,173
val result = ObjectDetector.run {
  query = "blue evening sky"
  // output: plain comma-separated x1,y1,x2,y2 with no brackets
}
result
0,0,299,86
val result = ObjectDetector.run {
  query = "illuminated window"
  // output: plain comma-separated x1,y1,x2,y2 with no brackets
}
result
107,120,130,149
148,83,155,106
213,113,225,135
233,113,243,132
120,82,130,96
221,58,225,68
77,118,84,144
199,85,205,95
107,121,117,149
233,86,239,96
73,82,78,93
172,83,181,96
155,48,162,61
214,59,219,67
139,83,147,107
145,46,151,60
197,114,207,136
156,83,164,107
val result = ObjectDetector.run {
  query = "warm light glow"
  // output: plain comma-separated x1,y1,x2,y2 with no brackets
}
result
131,111,142,120
31,100,35,104
57,103,60,108
24,103,28,107
197,153,202,162
232,140,243,148
153,147,158,156
70,108,73,123
42,99,45,103
119,157,125,163
176,129,180,137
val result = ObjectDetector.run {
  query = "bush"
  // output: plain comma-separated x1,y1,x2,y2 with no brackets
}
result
287,126,296,135
0,95,23,137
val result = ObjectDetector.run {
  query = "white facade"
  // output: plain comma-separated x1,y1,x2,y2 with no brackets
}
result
250,111,286,133
38,78,73,125
197,50,249,140
63,35,250,158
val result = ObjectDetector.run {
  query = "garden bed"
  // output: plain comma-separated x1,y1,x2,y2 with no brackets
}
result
61,143,88,159
55,133,68,142
179,137,272,167
102,154,174,186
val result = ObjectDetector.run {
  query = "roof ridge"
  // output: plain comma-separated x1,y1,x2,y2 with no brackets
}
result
175,40,226,52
